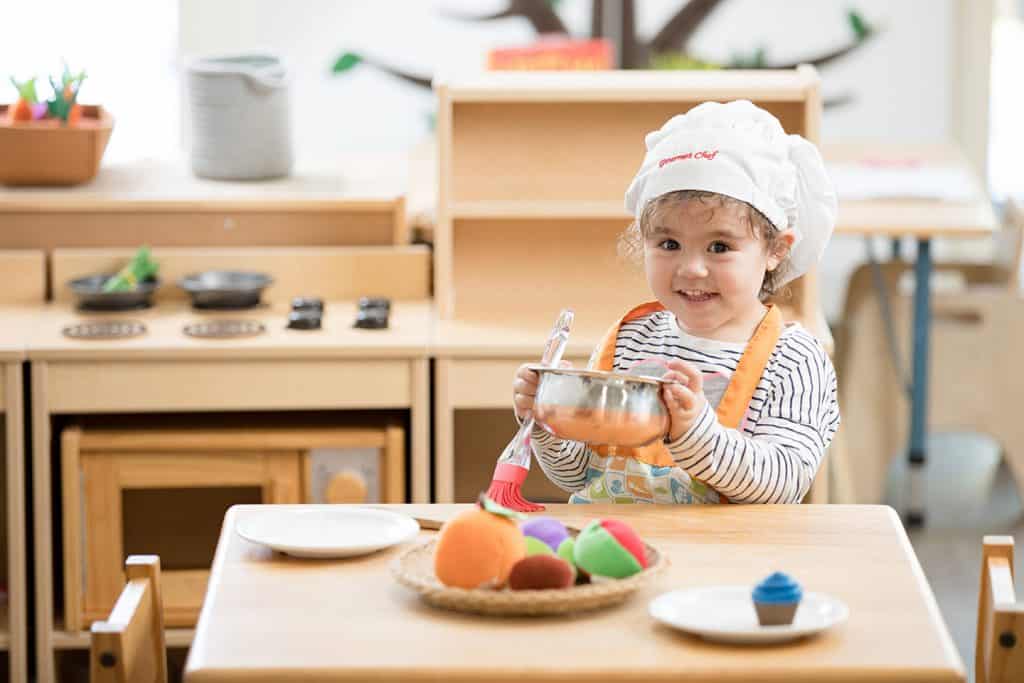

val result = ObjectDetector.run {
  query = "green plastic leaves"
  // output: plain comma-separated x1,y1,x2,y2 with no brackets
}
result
331,52,363,74
477,493,527,521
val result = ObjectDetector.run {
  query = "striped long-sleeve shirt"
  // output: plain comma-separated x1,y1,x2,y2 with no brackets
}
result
532,309,841,504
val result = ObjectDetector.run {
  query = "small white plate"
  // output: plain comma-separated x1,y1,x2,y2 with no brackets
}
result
649,585,848,644
236,508,420,559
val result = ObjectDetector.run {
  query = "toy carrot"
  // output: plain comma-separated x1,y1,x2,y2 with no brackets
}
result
47,64,87,125
7,77,38,123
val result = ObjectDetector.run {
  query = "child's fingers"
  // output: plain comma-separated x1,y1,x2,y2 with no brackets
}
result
666,360,703,394
513,374,537,395
514,363,539,388
661,369,688,386
662,382,697,411
513,392,536,416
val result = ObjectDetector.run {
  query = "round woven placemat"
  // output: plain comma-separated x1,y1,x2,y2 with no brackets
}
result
392,538,667,617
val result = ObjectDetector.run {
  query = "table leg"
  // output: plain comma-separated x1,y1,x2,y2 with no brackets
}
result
905,239,932,528
891,236,902,261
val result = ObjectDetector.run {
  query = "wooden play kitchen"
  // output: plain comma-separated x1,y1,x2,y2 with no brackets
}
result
184,503,965,682
24,245,431,680
432,68,832,505
0,160,429,681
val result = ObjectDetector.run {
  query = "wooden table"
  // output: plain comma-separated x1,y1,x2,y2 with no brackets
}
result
185,504,964,683
826,143,999,523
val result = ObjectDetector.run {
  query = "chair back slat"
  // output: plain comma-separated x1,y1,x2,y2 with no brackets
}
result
977,536,1024,683
90,555,167,683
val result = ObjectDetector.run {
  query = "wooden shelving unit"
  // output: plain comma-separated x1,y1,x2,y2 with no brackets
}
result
0,250,44,683
432,68,829,503
0,157,410,251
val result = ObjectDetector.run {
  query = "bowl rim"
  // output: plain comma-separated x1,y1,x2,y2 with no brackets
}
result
68,273,160,293
178,270,274,292
525,364,672,386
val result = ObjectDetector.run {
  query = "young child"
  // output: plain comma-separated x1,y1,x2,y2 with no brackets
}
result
512,100,840,504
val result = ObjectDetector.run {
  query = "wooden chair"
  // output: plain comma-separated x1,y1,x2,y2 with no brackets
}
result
90,555,168,683
977,536,1023,683
835,200,1024,502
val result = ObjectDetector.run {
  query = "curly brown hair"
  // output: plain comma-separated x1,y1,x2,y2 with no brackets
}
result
618,190,790,301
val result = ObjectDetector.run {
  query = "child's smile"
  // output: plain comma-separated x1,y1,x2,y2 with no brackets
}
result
642,197,791,343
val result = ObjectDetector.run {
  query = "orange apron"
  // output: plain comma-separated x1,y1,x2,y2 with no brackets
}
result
569,302,782,504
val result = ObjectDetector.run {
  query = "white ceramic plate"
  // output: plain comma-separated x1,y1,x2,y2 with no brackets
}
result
236,508,420,558
649,585,848,644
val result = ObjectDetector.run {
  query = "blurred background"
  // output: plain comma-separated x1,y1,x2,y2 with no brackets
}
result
3,0,1021,321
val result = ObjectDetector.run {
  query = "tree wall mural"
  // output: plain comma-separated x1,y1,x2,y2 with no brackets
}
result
331,0,877,108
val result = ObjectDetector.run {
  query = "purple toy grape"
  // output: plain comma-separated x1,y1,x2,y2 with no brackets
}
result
521,517,570,552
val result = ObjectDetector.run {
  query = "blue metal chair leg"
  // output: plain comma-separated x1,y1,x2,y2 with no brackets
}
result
906,239,932,528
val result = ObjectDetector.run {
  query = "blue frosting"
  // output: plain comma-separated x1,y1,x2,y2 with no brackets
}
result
752,572,802,604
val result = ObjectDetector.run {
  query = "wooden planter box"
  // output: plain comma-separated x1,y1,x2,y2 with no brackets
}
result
0,105,113,186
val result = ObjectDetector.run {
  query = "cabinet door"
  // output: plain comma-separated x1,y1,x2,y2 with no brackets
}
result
77,450,302,628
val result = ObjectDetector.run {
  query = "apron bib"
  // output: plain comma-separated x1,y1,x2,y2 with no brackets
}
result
569,302,782,504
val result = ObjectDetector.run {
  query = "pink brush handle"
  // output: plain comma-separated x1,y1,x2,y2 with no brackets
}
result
492,462,529,485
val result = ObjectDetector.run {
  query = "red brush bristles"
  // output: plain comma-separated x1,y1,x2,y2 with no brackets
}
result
486,462,545,512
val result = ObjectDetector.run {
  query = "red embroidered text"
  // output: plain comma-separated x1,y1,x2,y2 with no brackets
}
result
658,150,719,168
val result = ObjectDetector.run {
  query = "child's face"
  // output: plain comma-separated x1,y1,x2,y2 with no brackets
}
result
642,199,791,342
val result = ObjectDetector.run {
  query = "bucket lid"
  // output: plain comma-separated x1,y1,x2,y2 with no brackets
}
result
186,54,288,91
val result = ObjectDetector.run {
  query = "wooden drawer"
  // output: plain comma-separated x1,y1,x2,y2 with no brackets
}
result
46,359,412,413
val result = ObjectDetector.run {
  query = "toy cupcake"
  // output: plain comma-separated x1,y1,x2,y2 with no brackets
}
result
751,572,803,626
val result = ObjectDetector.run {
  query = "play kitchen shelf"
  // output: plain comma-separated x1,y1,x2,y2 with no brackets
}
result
0,157,410,252
26,245,433,682
0,250,45,683
431,68,833,504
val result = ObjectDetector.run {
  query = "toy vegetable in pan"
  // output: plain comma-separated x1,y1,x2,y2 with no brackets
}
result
102,246,159,292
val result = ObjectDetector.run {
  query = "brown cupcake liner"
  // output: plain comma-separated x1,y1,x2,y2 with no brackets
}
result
754,600,799,626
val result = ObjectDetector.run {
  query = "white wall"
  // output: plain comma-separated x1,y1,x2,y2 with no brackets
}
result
1,0,180,163
178,0,955,159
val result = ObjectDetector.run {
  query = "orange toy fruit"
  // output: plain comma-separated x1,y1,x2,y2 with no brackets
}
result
434,495,527,589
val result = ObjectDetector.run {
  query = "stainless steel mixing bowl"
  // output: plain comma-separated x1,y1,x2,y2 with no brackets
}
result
530,366,671,447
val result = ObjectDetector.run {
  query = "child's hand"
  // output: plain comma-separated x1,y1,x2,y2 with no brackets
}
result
512,364,540,420
513,361,573,420
661,359,707,442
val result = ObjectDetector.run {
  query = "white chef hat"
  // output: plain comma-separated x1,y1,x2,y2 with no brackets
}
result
624,100,837,287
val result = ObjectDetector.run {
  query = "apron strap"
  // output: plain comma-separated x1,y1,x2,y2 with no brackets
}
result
716,305,783,429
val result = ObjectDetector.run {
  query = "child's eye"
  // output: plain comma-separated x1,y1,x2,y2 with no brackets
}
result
708,241,731,254
658,239,680,251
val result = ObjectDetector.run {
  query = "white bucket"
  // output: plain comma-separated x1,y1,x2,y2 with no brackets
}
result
185,54,293,180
